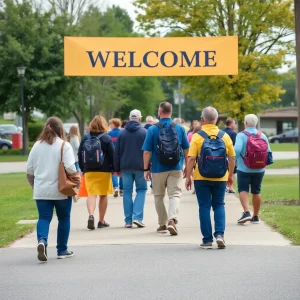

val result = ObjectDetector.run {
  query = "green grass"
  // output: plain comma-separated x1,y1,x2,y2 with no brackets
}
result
261,205,300,245
270,143,298,152
0,155,28,162
266,159,299,169
0,117,14,124
0,173,37,247
260,175,299,202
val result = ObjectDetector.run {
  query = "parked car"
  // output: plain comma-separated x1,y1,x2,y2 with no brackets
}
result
0,124,21,137
0,138,12,150
269,129,299,143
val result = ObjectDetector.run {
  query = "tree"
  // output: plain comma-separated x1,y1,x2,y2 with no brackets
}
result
280,68,296,107
0,0,78,145
133,0,295,123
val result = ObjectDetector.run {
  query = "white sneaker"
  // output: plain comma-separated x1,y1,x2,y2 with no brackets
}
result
133,220,145,228
216,236,226,249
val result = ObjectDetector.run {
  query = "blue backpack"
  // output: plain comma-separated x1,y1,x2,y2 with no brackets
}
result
197,130,228,178
82,133,105,169
155,122,181,166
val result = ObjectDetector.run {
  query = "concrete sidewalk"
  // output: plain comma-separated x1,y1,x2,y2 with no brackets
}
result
12,188,289,248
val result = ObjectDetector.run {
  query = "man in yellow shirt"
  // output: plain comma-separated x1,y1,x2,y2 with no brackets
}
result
185,107,235,249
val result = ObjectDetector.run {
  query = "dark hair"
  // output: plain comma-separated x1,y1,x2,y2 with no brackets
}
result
38,117,65,145
159,102,172,114
121,120,128,128
226,118,235,126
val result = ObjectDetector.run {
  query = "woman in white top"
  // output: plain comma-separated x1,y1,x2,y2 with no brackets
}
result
67,125,80,170
27,117,77,262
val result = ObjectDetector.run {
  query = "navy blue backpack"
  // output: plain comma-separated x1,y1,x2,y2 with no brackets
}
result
197,130,228,178
82,133,105,169
155,122,181,166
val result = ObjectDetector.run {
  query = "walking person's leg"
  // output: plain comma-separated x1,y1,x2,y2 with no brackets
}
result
194,181,213,248
132,171,148,227
87,195,97,230
166,170,182,235
122,172,134,227
36,200,54,261
112,175,119,197
237,171,252,224
54,198,74,258
211,181,227,249
250,172,265,224
152,172,168,232
119,176,123,196
98,195,110,228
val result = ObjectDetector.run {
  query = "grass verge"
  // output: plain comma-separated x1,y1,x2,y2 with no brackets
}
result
0,155,28,162
266,159,298,169
270,143,298,152
0,173,36,247
261,175,298,202
261,205,300,245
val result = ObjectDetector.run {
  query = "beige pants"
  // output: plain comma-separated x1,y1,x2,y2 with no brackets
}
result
152,170,182,226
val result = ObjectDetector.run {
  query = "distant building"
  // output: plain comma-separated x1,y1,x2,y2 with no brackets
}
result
259,107,298,136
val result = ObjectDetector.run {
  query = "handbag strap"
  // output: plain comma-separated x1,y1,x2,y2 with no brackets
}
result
60,141,65,162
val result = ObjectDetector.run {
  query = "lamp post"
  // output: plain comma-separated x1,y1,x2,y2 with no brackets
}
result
16,66,26,156
295,0,300,197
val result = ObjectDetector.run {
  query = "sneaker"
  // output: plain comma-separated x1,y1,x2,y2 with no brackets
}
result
37,241,47,262
200,242,213,249
225,188,229,193
98,221,110,228
114,189,119,198
167,219,178,236
228,189,236,194
120,190,123,197
157,225,168,233
216,235,226,249
133,220,145,228
237,211,252,224
251,216,260,224
125,224,132,228
87,215,95,230
57,250,74,259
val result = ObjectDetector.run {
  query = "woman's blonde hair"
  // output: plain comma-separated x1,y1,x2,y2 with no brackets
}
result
89,115,108,133
67,125,81,142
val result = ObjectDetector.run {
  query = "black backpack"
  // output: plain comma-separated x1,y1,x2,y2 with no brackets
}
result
82,133,105,169
155,122,180,166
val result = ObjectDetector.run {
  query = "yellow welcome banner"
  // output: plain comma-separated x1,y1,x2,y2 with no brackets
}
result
64,36,238,76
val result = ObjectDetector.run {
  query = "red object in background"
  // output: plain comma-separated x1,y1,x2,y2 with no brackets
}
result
78,175,88,197
12,133,22,149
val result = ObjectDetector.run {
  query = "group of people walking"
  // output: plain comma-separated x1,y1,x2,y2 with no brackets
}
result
26,102,273,262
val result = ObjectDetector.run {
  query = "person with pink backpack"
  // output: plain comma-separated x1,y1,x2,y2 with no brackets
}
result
234,114,273,225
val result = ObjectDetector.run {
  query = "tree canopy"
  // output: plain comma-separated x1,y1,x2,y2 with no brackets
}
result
133,0,295,121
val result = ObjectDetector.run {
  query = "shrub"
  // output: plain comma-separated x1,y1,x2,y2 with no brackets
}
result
28,123,43,142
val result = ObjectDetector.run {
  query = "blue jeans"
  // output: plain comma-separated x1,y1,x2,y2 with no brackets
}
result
122,171,147,224
194,180,226,243
112,175,119,189
119,177,123,191
36,199,72,254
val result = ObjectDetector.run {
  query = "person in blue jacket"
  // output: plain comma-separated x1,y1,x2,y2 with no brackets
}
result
108,118,122,197
114,110,148,228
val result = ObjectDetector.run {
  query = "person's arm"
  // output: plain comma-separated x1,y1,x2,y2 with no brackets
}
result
114,135,121,174
73,136,80,153
185,135,198,190
234,133,243,159
78,137,85,171
26,144,35,188
226,136,236,187
63,142,77,174
143,151,151,181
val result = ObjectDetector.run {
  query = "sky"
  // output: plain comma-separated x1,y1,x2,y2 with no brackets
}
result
104,0,137,21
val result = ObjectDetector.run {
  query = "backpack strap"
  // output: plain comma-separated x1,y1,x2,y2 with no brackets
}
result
86,133,92,140
242,130,251,137
256,131,262,137
96,133,105,140
154,123,163,129
217,130,225,139
197,130,209,139
171,122,176,128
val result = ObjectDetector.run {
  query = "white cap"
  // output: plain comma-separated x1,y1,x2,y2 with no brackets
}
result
130,109,142,121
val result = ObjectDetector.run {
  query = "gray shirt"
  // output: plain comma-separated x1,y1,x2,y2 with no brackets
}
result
69,136,80,162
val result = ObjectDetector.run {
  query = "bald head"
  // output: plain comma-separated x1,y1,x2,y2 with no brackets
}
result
201,106,218,124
